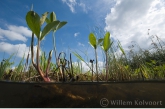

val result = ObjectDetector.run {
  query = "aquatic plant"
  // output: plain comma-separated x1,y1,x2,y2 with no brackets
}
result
101,32,113,81
45,12,67,64
88,33,103,82
25,6,67,82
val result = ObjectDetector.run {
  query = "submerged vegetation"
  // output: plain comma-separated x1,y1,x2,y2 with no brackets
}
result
1,8,165,83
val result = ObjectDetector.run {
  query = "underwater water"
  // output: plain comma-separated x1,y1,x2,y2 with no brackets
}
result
0,80,165,108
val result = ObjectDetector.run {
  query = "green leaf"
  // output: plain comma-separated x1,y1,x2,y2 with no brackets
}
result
89,33,97,49
118,40,125,55
50,12,56,22
52,21,67,32
45,12,67,32
103,32,111,52
26,11,40,39
72,51,85,62
40,20,60,40
40,12,49,26
45,17,50,24
56,21,67,30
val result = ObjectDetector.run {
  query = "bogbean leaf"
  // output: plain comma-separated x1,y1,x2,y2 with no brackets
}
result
56,21,67,30
40,20,60,40
50,12,56,22
45,18,50,23
103,32,111,52
45,12,67,32
40,12,49,26
26,11,41,39
89,33,97,49
52,21,67,32
45,17,50,24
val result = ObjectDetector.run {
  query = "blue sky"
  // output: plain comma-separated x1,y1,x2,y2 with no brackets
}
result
0,0,165,70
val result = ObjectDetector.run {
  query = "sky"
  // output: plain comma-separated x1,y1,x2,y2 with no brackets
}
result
0,0,165,71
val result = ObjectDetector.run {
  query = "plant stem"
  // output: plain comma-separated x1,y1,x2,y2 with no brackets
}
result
105,51,108,81
70,53,73,78
95,49,98,82
36,40,40,69
31,33,50,82
53,32,58,63
91,60,93,82
31,33,37,69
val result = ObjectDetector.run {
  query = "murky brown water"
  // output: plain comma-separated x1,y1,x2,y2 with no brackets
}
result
0,81,165,108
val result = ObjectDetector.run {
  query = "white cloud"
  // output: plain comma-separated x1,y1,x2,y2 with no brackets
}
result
62,0,77,13
74,32,80,37
79,2,88,13
0,35,6,41
78,42,84,47
104,0,165,51
97,61,105,72
81,61,90,72
74,0,115,24
7,25,31,37
73,61,90,72
73,61,105,72
0,28,27,42
62,0,87,13
0,42,37,59
0,25,31,42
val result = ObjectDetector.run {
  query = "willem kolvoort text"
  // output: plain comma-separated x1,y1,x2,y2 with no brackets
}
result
110,100,162,106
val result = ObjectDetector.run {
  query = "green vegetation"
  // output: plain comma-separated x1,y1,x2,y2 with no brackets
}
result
0,7,165,82
88,33,103,82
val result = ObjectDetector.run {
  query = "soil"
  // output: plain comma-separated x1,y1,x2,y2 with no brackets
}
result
0,80,165,108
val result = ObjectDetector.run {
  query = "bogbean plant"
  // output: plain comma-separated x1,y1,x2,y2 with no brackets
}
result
100,32,113,81
25,8,67,82
88,33,103,81
88,32,113,81
45,12,67,63
45,12,67,82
